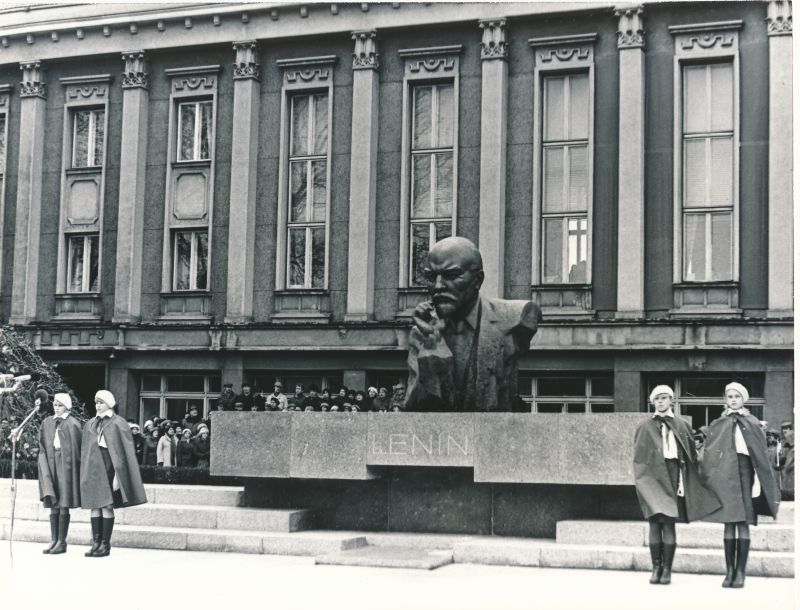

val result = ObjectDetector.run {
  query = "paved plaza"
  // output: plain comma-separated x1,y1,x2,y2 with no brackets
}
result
1,541,794,610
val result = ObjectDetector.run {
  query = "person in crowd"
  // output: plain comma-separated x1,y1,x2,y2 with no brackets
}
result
80,390,147,557
32,392,82,555
365,387,378,411
176,429,195,467
233,401,244,412
633,385,720,586
269,381,289,411
701,383,780,588
353,391,367,412
373,387,390,412
304,406,315,412
157,424,177,467
347,389,357,405
320,388,331,405
142,427,159,466
253,388,266,411
289,384,307,411
129,422,144,465
332,387,348,409
766,429,781,487
0,418,11,458
143,420,153,435
236,383,255,411
306,386,321,411
390,384,406,411
320,402,330,412
267,396,281,411
192,425,210,468
250,404,260,412
218,383,237,411
779,421,794,500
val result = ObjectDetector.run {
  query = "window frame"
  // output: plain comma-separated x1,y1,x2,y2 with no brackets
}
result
397,45,462,289
71,107,105,168
518,373,614,414
176,99,213,162
66,233,100,293
139,372,221,426
670,23,741,285
274,56,336,292
171,229,209,292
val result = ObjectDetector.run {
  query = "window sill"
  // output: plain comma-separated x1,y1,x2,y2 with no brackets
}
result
396,287,428,318
159,292,211,321
65,166,102,176
531,284,594,318
53,293,102,320
272,289,331,322
172,159,212,168
670,281,740,318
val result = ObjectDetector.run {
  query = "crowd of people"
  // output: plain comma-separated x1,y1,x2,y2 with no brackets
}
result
132,407,210,468
213,381,408,413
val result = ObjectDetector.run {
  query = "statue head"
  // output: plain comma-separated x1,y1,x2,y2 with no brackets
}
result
423,236,484,320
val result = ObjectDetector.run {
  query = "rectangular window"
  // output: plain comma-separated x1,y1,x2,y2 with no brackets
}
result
286,92,328,288
681,63,734,282
177,100,213,162
172,230,208,291
66,234,99,293
518,374,614,413
72,108,104,168
541,73,590,284
139,372,221,425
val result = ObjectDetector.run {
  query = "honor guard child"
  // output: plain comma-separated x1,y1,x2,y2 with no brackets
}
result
701,382,780,588
80,390,147,557
633,385,720,585
37,392,82,554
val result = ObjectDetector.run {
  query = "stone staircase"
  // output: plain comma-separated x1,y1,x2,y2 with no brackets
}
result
1,480,793,576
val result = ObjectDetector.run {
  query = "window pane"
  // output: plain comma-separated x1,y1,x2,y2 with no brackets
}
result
681,377,730,398
141,375,161,392
544,76,565,141
434,152,453,217
288,228,306,286
709,137,733,206
290,161,308,222
567,217,587,283
312,160,327,222
88,235,99,292
208,375,222,393
543,217,563,284
166,374,205,393
311,227,326,288
435,221,451,242
710,212,732,280
538,377,585,397
68,236,85,292
411,223,430,286
436,84,454,148
141,398,160,426
195,232,209,290
93,110,105,166
683,65,708,133
683,213,706,281
413,86,432,149
590,377,614,397
313,93,328,154
567,403,586,414
591,403,614,414
568,73,589,140
537,403,564,414
684,139,708,207
411,154,432,218
0,114,6,168
175,232,192,290
179,104,195,161
567,145,588,212
165,398,190,423
200,101,212,160
710,63,733,132
73,111,89,167
291,95,309,156
542,147,564,212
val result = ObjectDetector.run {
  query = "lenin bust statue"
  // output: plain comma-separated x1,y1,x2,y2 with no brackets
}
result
404,236,542,412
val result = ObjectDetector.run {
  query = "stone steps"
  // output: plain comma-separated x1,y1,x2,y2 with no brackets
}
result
316,546,454,570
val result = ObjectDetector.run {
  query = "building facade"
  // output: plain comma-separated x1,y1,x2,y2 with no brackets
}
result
0,1,793,430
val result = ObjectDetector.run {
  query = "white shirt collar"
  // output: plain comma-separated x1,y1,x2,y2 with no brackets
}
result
97,410,114,419
54,412,70,420
724,407,750,417
652,408,675,419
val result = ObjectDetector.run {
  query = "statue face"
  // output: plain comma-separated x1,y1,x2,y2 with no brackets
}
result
424,246,483,319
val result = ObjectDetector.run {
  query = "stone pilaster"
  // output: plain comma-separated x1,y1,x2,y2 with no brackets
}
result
477,19,508,299
345,31,380,321
766,1,793,316
614,7,646,318
10,61,47,325
113,52,150,323
226,41,261,323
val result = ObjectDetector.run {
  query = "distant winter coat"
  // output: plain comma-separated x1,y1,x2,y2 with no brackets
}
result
701,412,780,522
38,414,83,508
633,415,720,521
175,438,195,467
779,441,794,498
80,413,147,509
192,435,210,467
156,434,176,467
142,436,158,466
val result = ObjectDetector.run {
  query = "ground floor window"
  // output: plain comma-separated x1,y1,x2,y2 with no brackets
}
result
139,372,221,426
246,371,343,394
645,375,765,431
366,370,408,392
518,374,614,413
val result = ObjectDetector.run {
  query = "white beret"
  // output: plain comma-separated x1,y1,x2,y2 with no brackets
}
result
725,382,749,404
53,393,72,410
95,389,116,408
649,385,675,403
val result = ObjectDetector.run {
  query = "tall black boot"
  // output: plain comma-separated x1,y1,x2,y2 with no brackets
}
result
92,517,114,558
85,517,102,557
49,514,70,554
659,544,676,584
722,538,737,587
648,543,663,584
731,538,750,588
43,514,59,554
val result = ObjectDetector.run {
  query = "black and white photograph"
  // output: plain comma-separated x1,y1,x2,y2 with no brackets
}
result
0,1,795,608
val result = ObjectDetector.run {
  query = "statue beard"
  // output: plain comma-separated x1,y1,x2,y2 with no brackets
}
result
433,290,479,321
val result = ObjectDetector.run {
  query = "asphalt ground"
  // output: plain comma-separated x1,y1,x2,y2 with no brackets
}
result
0,541,794,610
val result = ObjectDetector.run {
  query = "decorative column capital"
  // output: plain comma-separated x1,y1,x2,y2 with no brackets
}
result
352,30,379,70
767,0,792,36
121,51,149,89
19,60,46,99
615,6,645,49
479,18,509,60
233,40,261,81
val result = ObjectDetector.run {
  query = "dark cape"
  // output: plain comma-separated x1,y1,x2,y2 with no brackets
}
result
701,411,780,522
633,415,721,521
38,414,83,508
80,413,147,509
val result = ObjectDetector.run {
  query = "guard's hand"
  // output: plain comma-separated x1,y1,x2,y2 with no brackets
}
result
412,301,437,337
112,473,120,491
